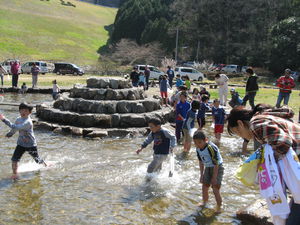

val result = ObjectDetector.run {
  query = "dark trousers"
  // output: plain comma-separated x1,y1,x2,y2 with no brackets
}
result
0,74,3,86
145,76,149,90
169,78,173,88
286,201,300,225
175,120,184,142
12,74,19,87
242,92,256,109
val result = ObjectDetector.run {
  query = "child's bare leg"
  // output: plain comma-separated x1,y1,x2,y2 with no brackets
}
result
199,183,210,206
212,184,222,212
183,141,191,152
11,162,19,179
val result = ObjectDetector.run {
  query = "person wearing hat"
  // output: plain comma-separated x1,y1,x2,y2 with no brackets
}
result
229,88,243,108
0,102,47,179
275,68,295,108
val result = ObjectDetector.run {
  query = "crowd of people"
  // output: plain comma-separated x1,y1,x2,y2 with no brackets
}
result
0,64,299,224
0,60,43,89
130,65,300,224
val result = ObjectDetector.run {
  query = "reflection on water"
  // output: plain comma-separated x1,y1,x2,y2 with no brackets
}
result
0,94,259,224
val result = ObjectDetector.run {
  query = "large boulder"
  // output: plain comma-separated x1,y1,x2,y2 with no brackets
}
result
117,101,132,113
85,130,108,138
119,114,146,127
106,89,118,100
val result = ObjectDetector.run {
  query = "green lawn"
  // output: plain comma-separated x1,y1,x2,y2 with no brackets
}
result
0,0,116,65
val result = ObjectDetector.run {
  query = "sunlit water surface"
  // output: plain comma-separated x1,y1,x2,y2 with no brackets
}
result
0,93,259,225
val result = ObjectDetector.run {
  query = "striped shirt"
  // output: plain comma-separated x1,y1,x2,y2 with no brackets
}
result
250,108,300,155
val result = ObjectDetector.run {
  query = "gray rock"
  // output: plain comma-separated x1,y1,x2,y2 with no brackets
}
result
111,114,120,127
71,127,83,136
85,130,108,138
105,89,117,100
87,89,98,99
53,99,64,109
99,78,110,88
93,114,112,127
107,129,131,137
77,114,96,127
143,100,158,112
63,99,73,111
127,90,136,100
53,127,63,134
110,79,119,89
120,115,146,127
105,102,117,114
131,103,145,113
35,121,53,130
96,102,105,113
117,101,132,113
86,77,98,88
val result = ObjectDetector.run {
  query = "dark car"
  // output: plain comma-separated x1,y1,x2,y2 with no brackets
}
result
53,63,84,75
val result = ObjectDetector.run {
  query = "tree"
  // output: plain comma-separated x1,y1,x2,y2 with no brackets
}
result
269,17,300,73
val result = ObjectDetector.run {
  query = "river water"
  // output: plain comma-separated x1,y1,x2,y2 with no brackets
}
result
0,93,259,225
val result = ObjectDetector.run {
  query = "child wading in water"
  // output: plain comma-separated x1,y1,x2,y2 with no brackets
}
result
136,118,176,176
0,103,47,179
193,130,224,213
212,99,226,144
182,100,200,153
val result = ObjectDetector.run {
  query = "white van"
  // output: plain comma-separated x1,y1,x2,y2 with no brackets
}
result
175,67,205,81
221,64,239,73
136,65,164,79
21,61,48,74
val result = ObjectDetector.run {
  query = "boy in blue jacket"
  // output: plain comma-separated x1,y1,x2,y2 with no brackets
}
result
136,118,176,174
175,92,190,144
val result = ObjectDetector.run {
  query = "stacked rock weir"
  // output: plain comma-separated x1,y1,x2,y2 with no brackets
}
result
35,77,174,138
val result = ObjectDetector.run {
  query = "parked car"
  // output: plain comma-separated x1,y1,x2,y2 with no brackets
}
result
175,67,205,81
21,61,48,74
0,59,20,74
221,64,241,73
136,65,164,79
53,63,84,75
183,61,198,68
209,64,226,71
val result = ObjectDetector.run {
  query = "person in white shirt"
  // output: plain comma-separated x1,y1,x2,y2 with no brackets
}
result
52,80,60,100
215,73,229,106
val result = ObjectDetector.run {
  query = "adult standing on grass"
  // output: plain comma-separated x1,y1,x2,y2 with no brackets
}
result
166,66,175,88
215,73,229,106
31,63,40,88
10,61,20,88
275,68,295,108
242,68,259,109
144,65,150,90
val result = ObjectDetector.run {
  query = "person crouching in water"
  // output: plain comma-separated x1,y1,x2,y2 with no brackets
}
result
193,130,224,213
0,103,47,179
136,118,176,177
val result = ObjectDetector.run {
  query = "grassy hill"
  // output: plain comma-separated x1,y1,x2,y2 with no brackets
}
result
0,0,116,65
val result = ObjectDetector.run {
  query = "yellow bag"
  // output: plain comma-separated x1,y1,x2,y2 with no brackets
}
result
236,149,262,186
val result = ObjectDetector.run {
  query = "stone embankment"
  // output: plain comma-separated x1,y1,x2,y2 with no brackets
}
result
35,77,174,138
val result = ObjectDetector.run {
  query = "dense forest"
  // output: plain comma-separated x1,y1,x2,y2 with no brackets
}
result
105,0,300,73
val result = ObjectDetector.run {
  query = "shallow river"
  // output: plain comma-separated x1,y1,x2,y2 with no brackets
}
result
0,93,259,225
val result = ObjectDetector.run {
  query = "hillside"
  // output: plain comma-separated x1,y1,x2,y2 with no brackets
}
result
0,0,117,65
